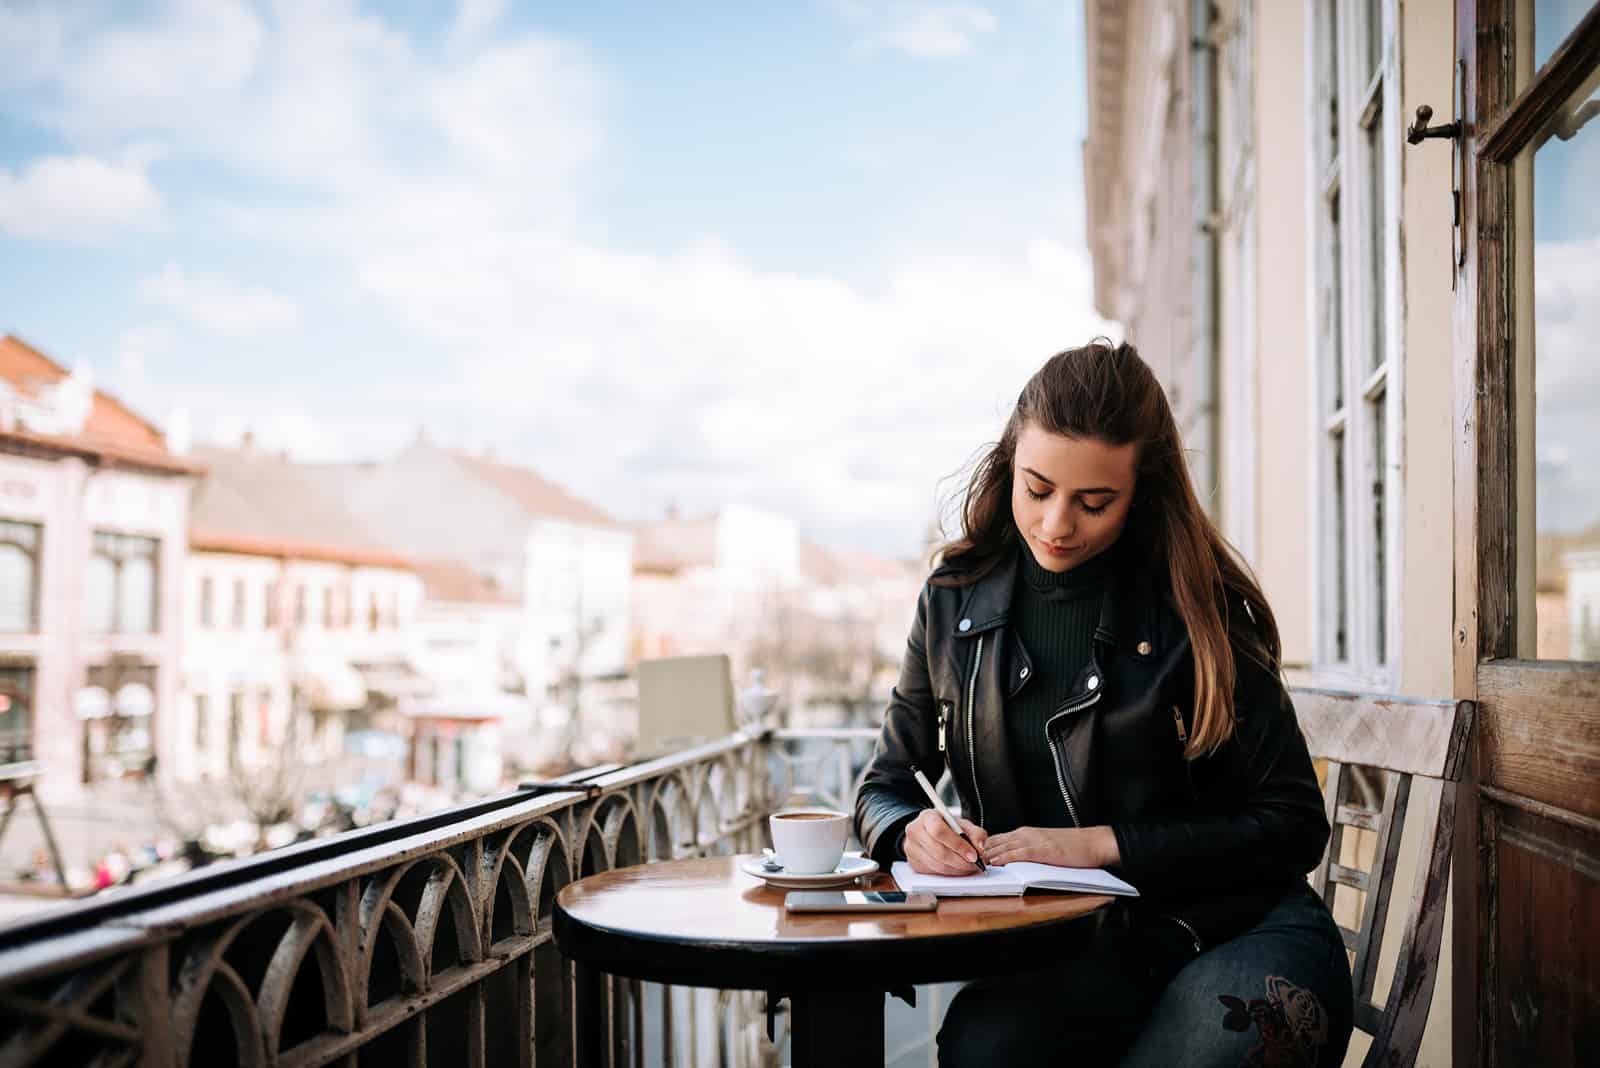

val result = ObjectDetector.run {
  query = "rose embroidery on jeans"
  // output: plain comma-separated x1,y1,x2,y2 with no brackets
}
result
1219,975,1329,1067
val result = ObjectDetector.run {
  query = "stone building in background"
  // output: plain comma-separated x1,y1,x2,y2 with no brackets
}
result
0,334,198,800
183,443,426,788
632,504,919,729
316,439,633,757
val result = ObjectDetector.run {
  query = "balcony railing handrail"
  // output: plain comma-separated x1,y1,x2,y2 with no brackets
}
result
0,740,736,961
0,724,888,1066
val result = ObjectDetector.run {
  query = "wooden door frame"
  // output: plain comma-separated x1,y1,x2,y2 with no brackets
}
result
1452,3,1600,1064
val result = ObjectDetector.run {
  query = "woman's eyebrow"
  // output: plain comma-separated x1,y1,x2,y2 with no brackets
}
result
1021,466,1055,486
1022,467,1119,495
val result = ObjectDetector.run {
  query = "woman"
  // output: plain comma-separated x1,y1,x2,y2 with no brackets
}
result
855,340,1353,1067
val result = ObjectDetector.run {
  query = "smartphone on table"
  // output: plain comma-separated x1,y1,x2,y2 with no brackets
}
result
784,890,938,913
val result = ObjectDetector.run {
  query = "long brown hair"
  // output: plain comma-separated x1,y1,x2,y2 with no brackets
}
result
933,339,1280,758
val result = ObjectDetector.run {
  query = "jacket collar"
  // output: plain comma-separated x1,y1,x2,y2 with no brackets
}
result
951,535,1162,658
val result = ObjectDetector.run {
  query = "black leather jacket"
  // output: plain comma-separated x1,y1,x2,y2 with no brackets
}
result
855,541,1329,950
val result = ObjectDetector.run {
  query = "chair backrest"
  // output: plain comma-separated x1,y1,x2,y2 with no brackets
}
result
1289,688,1476,1068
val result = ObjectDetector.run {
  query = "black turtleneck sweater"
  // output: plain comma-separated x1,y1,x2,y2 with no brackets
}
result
1005,543,1112,827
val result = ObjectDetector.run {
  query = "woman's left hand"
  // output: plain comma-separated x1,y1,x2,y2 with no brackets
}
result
981,825,1120,868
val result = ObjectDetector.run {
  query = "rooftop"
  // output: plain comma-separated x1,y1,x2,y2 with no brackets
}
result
445,446,619,528
0,334,198,475
189,444,411,569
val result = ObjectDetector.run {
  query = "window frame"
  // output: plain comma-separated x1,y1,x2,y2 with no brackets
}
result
0,662,36,760
88,531,161,635
199,574,214,629
0,519,43,633
1307,0,1406,687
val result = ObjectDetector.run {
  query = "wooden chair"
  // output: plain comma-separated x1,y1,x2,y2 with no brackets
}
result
1289,688,1476,1068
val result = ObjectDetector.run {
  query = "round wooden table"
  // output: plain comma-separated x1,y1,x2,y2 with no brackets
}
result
553,854,1113,1067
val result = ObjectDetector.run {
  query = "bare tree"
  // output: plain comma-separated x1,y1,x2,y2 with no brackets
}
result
744,583,887,727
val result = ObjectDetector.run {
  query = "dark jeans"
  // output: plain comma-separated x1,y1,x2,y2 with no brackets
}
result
937,884,1353,1068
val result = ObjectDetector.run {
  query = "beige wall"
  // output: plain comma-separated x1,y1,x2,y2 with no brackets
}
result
1398,0,1459,704
1251,0,1313,669
1255,2,1458,1065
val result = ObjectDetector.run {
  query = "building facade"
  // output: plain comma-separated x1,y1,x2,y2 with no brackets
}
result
0,336,197,799
632,504,919,727
325,440,634,716
183,445,425,785
1084,2,1600,1063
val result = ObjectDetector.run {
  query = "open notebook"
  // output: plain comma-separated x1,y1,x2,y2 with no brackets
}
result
891,860,1139,898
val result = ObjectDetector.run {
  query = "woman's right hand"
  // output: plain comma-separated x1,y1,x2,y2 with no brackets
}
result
903,808,988,875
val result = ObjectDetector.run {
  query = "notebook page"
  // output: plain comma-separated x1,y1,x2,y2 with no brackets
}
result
1001,861,1139,897
889,861,1025,897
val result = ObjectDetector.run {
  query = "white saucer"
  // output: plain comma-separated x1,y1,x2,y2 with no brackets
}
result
738,852,879,889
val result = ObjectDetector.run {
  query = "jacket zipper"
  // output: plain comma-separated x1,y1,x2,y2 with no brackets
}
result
1044,684,1101,827
937,701,950,753
1167,914,1204,954
964,634,986,828
1172,706,1188,744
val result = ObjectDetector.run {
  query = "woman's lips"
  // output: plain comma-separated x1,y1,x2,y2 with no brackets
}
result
1039,539,1078,557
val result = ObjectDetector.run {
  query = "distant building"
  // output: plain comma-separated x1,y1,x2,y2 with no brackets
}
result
320,441,633,715
184,444,424,780
0,334,199,796
631,504,802,670
1564,550,1600,662
405,559,524,787
632,505,919,725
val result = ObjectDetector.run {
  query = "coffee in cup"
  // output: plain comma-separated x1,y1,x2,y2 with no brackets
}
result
768,808,849,874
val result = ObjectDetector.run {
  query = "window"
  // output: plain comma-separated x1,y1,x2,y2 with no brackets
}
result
0,663,35,762
294,584,307,626
1310,0,1401,680
0,520,42,632
82,662,156,782
228,691,244,771
194,693,209,754
87,533,160,634
265,580,278,628
1528,61,1600,662
232,578,246,629
368,591,381,631
199,575,214,628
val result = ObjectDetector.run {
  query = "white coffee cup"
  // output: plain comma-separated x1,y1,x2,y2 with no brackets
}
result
768,808,849,874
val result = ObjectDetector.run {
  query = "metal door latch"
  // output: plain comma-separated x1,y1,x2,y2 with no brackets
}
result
1406,104,1460,145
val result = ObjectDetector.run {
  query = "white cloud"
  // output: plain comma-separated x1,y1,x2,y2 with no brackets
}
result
9,0,602,236
138,263,300,336
0,153,164,242
449,0,509,47
2,1,1103,554
357,231,1115,550
834,1,998,59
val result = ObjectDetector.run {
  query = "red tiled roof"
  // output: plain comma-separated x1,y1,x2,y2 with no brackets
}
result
0,427,203,475
412,558,518,604
189,530,412,570
189,445,411,570
447,449,617,527
0,335,197,474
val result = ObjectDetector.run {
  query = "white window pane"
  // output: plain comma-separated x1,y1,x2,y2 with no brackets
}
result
0,544,34,631
1333,432,1349,662
1370,390,1388,665
119,554,155,634
86,554,117,633
1365,100,1386,372
1531,73,1600,662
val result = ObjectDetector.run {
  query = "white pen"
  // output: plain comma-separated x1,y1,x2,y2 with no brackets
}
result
909,764,986,871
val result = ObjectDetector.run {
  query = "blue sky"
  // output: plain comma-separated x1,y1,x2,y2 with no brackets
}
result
0,0,1110,556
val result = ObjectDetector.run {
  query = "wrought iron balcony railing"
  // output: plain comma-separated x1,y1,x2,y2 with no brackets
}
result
0,726,883,1068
